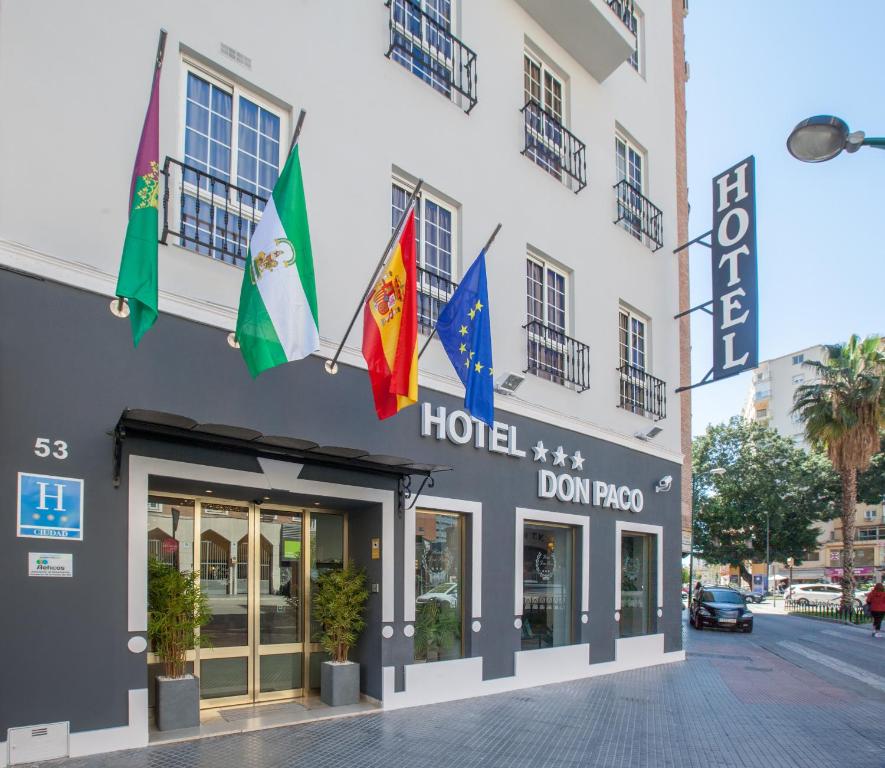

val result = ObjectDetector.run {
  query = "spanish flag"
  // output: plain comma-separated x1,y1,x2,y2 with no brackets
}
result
362,209,418,419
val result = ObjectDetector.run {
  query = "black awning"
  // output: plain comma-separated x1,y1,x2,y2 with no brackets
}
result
113,408,450,487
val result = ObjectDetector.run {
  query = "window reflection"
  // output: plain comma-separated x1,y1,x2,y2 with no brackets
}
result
522,523,573,649
415,510,462,662
620,532,656,637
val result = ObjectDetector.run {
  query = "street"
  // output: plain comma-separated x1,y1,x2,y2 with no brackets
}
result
25,609,885,768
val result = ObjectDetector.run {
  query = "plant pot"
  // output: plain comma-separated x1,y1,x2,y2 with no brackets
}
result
156,674,200,731
320,661,360,707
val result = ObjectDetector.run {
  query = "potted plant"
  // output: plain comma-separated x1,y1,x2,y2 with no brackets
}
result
313,562,369,706
147,557,212,730
414,599,460,662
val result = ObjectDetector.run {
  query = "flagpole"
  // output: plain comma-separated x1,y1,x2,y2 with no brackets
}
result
111,28,168,321
288,109,307,155
417,222,502,360
324,180,424,374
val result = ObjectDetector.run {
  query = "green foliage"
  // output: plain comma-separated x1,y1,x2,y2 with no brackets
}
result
414,599,460,661
147,557,212,679
681,566,690,585
692,417,835,569
792,334,884,607
312,562,369,663
793,335,884,474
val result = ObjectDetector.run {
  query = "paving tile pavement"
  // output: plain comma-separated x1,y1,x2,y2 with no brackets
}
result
21,623,885,768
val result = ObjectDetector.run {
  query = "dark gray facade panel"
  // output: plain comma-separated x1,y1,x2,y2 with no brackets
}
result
347,504,384,700
0,270,682,736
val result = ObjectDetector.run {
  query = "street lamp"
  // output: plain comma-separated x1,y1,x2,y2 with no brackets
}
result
787,115,885,163
786,557,794,598
687,467,726,606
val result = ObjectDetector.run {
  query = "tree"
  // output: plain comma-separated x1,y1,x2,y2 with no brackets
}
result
793,335,885,609
692,418,835,586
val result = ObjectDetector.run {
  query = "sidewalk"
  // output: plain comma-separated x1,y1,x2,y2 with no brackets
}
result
20,617,885,768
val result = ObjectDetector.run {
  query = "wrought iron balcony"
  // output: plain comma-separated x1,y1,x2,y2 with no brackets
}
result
524,320,590,392
607,0,637,33
417,265,458,335
160,156,266,268
386,0,478,114
521,101,587,193
613,179,664,251
618,363,666,420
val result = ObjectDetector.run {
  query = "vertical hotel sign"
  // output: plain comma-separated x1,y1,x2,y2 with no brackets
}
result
712,156,758,378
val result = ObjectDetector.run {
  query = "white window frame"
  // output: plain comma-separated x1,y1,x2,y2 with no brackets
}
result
404,495,481,623
523,48,569,183
792,354,805,365
526,253,569,383
791,374,805,385
615,521,663,617
616,132,645,194
618,304,649,372
514,508,589,620
174,59,289,264
864,509,877,521
392,177,459,332
625,3,643,74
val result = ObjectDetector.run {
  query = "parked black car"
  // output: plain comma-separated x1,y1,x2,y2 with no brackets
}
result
738,589,765,604
690,588,754,633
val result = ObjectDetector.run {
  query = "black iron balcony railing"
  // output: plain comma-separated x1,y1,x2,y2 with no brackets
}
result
386,0,478,114
613,179,664,251
160,156,266,268
607,0,638,33
521,101,587,194
417,265,458,334
524,320,590,392
618,363,666,420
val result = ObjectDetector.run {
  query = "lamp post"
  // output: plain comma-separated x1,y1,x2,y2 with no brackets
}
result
765,509,770,596
786,557,794,598
787,115,885,163
688,467,726,610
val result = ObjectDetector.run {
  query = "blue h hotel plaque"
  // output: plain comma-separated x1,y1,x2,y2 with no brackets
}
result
17,472,84,540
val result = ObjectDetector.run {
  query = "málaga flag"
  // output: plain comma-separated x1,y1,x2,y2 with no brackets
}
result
115,38,164,347
236,144,319,377
361,209,418,419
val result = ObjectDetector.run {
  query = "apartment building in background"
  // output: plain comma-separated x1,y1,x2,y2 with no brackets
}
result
743,345,884,584
0,1,691,762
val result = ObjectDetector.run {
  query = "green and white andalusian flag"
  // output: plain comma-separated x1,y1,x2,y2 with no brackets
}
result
236,144,319,377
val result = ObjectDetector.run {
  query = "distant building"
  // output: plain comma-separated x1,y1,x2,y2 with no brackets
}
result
743,345,884,585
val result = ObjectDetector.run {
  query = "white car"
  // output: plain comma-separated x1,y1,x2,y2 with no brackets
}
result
416,582,459,607
785,583,865,607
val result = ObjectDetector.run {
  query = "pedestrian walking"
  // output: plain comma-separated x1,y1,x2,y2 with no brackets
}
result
865,583,885,637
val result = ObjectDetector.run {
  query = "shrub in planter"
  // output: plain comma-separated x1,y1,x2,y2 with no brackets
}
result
313,562,368,706
147,557,212,730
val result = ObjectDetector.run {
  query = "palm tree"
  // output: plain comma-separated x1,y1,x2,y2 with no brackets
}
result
793,335,884,609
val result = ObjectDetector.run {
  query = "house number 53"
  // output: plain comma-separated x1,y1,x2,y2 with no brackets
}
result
34,438,69,459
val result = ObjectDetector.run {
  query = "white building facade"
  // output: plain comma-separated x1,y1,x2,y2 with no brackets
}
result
0,1,689,762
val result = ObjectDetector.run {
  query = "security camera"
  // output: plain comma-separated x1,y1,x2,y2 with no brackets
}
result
655,475,673,494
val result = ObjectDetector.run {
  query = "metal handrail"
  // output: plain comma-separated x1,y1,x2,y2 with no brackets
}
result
617,362,666,420
385,0,478,114
520,100,587,193
785,598,870,625
606,0,637,32
613,179,664,251
523,319,590,392
160,156,268,268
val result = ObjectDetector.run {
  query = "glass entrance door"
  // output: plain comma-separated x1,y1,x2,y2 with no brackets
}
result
147,496,345,709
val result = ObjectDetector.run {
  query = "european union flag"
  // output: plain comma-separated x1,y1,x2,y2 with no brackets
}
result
436,251,494,425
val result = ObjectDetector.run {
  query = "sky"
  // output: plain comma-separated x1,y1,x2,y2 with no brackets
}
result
684,1,885,436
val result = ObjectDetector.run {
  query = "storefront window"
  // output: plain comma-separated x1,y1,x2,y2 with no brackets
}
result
414,510,463,662
620,532,657,637
522,522,573,649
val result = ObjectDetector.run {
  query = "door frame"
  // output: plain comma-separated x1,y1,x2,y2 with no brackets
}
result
146,493,348,709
